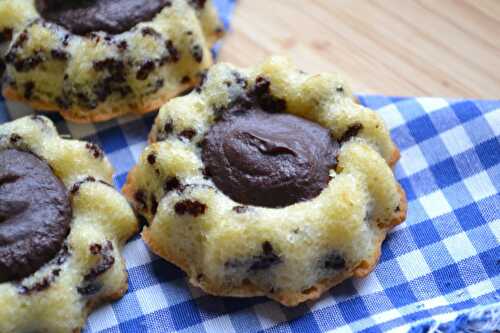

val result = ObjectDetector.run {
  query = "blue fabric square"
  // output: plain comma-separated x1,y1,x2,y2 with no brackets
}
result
170,301,202,330
430,158,462,188
454,203,484,231
338,297,370,322
407,115,438,143
478,248,500,278
451,101,483,123
386,284,418,307
289,313,321,333
419,136,449,166
410,220,441,248
429,107,460,132
475,138,500,169
98,126,129,153
432,264,466,294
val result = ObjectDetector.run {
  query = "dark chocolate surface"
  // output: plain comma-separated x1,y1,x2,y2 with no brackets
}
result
36,0,172,35
0,149,71,283
202,107,339,208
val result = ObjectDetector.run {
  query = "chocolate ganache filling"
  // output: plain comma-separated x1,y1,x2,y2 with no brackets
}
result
36,0,172,35
0,149,71,283
202,105,339,208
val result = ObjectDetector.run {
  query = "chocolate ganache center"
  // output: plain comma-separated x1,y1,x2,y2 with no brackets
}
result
0,149,71,283
36,0,172,35
202,107,339,208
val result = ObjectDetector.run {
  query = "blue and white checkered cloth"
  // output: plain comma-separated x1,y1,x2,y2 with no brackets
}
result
1,1,499,332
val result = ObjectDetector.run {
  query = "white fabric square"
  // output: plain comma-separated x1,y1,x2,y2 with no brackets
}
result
484,109,500,136
399,145,428,176
464,171,497,202
443,233,477,262
378,104,406,129
353,273,384,296
123,239,152,269
416,97,449,114
203,316,236,333
67,122,98,139
255,302,288,330
396,250,432,281
87,304,119,332
419,190,453,219
440,126,473,156
489,219,500,242
371,308,402,325
467,279,496,298
136,285,169,314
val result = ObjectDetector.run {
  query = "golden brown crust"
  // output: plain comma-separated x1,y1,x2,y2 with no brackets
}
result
3,83,194,124
139,185,407,307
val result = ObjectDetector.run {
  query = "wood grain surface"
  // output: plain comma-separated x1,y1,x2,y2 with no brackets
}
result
219,0,500,98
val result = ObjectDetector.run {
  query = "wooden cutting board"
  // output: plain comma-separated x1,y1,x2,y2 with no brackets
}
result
219,0,500,99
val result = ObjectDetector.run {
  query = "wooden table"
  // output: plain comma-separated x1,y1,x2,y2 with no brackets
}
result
219,0,500,99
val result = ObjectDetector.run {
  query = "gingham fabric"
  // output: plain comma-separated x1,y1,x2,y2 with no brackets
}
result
1,1,499,332
2,93,499,333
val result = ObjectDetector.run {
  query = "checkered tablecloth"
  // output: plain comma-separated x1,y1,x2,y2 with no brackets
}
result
1,1,499,332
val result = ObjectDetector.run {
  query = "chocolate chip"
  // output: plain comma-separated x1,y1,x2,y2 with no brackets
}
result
251,76,287,113
13,31,28,48
84,241,115,281
70,176,96,194
233,206,248,213
62,34,71,47
249,242,282,271
0,59,5,77
90,243,102,255
77,283,101,296
117,40,128,51
226,241,282,272
76,92,98,109
23,81,35,100
174,200,206,217
152,78,165,93
323,251,345,270
134,190,147,210
55,96,71,109
141,27,161,37
10,52,44,72
151,195,158,215
162,40,180,64
339,123,363,143
85,142,103,159
189,0,207,9
9,133,21,144
164,177,181,193
191,45,203,63
0,28,13,43
232,71,248,89
51,49,69,61
179,129,197,140
137,60,156,80
336,85,344,93
156,120,174,141
19,276,52,295
147,152,157,165
181,76,191,84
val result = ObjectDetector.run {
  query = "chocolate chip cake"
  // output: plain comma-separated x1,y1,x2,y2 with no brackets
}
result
0,0,223,123
123,57,407,306
0,116,138,333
